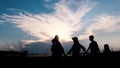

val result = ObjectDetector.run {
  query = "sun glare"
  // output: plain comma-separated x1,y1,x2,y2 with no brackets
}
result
50,25,72,42
56,33,70,42
51,32,71,42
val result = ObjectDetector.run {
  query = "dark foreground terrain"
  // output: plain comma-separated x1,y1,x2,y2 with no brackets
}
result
0,51,120,67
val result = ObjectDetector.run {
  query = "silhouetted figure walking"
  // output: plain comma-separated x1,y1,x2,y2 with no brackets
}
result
87,35,100,56
66,37,86,57
103,44,111,55
51,35,65,58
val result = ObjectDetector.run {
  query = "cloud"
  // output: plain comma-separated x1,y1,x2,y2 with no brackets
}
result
79,14,120,39
1,0,95,41
44,0,50,2
87,14,120,33
0,20,4,24
8,45,17,51
0,41,9,50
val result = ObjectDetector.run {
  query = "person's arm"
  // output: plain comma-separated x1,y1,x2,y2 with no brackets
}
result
62,47,66,56
81,45,86,53
66,47,73,56
86,45,90,53
98,47,100,53
96,42,100,53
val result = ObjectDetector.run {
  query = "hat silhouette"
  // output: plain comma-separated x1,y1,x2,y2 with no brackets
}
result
72,37,78,40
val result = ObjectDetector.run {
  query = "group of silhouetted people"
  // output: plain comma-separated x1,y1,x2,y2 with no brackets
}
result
51,35,111,58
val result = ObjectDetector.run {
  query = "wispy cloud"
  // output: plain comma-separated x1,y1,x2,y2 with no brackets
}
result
87,14,120,33
44,0,50,2
79,14,120,39
1,0,95,41
0,20,4,24
1,0,120,43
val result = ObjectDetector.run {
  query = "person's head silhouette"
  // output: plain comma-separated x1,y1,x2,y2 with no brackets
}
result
104,44,110,51
54,35,59,40
89,35,94,41
72,37,78,41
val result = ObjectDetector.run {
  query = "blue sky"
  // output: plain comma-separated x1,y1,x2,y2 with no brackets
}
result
0,0,120,53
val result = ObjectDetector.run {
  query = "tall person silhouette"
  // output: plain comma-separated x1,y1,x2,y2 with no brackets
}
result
87,35,100,56
66,37,86,57
51,35,65,58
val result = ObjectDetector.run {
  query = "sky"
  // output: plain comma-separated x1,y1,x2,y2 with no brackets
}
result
0,0,120,53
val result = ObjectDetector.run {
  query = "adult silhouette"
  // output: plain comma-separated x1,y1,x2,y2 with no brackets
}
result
87,35,100,56
51,35,65,58
103,44,111,55
66,37,86,57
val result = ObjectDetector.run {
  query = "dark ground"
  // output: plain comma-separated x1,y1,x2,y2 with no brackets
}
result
0,54,120,67
0,51,120,67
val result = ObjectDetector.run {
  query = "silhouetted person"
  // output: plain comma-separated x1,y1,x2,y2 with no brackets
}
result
51,35,65,58
66,37,86,57
87,35,100,56
103,44,111,55
51,39,57,57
